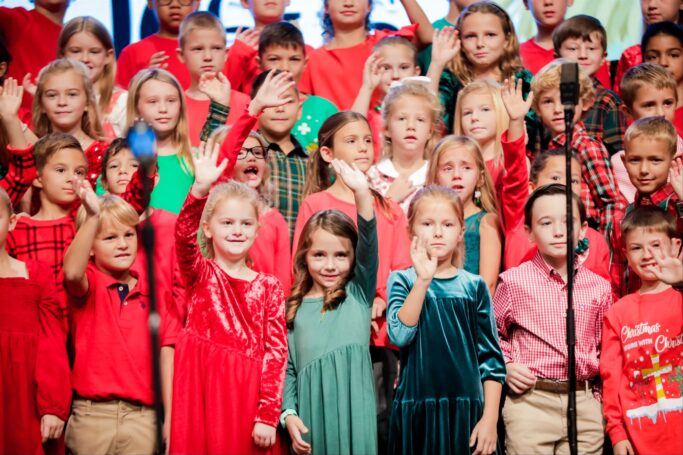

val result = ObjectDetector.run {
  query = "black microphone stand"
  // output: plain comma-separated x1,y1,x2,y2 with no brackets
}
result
560,62,579,455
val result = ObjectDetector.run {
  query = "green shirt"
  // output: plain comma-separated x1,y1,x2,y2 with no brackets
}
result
266,136,308,238
293,95,339,154
150,154,194,214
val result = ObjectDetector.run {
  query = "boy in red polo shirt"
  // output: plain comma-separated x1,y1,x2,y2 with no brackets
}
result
62,186,178,454
116,0,200,90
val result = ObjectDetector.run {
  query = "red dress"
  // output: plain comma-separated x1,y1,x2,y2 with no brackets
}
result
170,192,288,454
84,140,110,190
0,261,71,454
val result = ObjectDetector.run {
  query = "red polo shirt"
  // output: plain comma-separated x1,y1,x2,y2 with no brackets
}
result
68,262,176,405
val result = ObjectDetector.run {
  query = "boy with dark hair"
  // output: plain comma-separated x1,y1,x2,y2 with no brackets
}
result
494,183,612,454
601,206,683,455
553,14,627,157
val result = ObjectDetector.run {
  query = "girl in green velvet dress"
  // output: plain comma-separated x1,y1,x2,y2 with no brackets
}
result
387,186,506,455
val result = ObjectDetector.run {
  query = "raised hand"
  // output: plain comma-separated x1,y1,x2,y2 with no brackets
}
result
191,136,228,197
361,51,385,91
148,51,169,70
430,26,460,67
670,157,682,199
0,77,23,119
198,71,232,106
500,78,534,122
234,26,260,50
22,73,37,97
249,70,297,115
285,415,312,454
646,243,683,286
72,177,100,217
410,236,437,282
331,159,370,194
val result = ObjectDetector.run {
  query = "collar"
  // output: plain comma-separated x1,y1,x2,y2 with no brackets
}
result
263,133,308,158
530,250,581,283
550,121,588,148
89,261,147,297
375,159,428,185
635,183,676,207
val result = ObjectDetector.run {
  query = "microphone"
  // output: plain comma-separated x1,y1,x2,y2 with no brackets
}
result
560,61,580,110
127,120,157,170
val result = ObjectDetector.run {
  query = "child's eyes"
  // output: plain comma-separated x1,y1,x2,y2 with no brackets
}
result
125,232,135,238
335,253,348,258
75,169,86,176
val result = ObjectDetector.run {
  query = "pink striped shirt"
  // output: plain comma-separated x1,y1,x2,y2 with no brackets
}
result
493,252,613,381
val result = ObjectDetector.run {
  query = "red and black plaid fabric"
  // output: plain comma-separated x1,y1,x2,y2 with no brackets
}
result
0,144,37,207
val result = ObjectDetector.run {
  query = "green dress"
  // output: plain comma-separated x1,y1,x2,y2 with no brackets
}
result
386,268,506,455
282,216,379,455
149,154,194,214
293,95,339,154
464,211,486,275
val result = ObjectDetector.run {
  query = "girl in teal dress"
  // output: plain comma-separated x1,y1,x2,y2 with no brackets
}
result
281,156,379,455
387,186,506,455
426,135,501,294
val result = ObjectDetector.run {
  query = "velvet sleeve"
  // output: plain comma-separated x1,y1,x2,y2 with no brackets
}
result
438,69,460,135
281,336,298,413
120,168,155,215
349,215,379,306
224,40,259,95
474,277,506,383
600,307,629,445
34,262,71,420
255,278,288,427
386,269,419,347
175,191,209,287
217,107,259,183
500,130,528,234
492,277,516,363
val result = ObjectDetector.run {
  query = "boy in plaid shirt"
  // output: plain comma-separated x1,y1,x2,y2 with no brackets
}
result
532,59,626,238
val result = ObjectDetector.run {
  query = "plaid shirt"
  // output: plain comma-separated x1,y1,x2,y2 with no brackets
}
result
582,78,627,157
265,135,308,238
0,144,37,207
550,122,626,237
493,251,613,381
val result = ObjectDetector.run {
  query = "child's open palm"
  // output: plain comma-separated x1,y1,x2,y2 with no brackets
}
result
500,78,533,122
410,236,437,281
646,243,683,285
253,70,296,112
191,137,228,197
331,159,369,194
431,27,460,66
362,51,385,91
669,157,682,199
235,26,260,50
73,178,100,217
198,72,231,106
0,77,24,119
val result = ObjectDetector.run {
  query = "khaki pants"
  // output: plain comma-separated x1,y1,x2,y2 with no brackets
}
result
65,399,157,455
503,387,604,455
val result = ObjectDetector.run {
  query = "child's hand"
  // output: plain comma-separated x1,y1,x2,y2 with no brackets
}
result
235,26,260,50
469,415,497,455
646,243,683,285
40,414,64,442
669,157,682,199
371,296,387,335
410,236,437,282
73,177,100,217
0,78,24,119
191,136,228,198
505,362,536,394
386,175,416,203
250,70,297,115
500,77,534,122
148,50,169,70
431,27,460,67
331,159,370,194
22,73,37,97
252,422,276,448
613,440,635,455
285,415,312,454
198,71,232,106
361,51,385,91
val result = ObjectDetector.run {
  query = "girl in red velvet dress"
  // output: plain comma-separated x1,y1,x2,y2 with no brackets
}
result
170,132,288,453
0,188,71,454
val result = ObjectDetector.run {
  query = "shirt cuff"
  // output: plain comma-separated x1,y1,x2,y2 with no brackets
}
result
280,409,298,429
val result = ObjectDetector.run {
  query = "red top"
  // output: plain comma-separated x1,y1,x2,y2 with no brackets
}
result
0,7,61,122
85,140,110,189
185,91,251,146
601,287,683,453
293,190,412,347
614,45,642,96
674,106,683,138
1,144,37,207
494,251,613,380
0,260,71,454
299,25,418,110
68,262,176,405
116,34,191,89
250,208,292,294
520,38,611,88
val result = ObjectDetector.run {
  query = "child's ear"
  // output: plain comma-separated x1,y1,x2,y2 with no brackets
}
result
176,47,185,64
619,103,633,121
8,213,17,232
672,237,682,256
528,180,536,195
414,65,421,76
524,224,535,243
33,176,43,189
320,146,334,164
255,55,263,70
296,100,303,121
620,152,627,165
201,221,212,239
578,220,588,241
104,48,115,67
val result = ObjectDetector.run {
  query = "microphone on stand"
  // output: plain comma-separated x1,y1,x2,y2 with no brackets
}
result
127,121,164,451
559,61,580,455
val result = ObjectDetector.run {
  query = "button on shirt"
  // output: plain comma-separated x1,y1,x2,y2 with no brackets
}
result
266,136,308,238
493,252,613,381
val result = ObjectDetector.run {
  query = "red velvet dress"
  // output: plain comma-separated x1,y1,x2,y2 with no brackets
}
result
0,261,71,454
170,192,288,454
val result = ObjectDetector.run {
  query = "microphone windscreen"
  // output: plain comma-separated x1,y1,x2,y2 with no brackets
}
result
560,62,580,107
127,121,157,164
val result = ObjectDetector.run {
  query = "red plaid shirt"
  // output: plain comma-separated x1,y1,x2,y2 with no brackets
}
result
550,123,626,237
493,251,613,381
582,78,627,157
0,144,37,207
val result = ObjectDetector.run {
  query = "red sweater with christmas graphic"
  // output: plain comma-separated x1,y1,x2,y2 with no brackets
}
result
600,287,683,454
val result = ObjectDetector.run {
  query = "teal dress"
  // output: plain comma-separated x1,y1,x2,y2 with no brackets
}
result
464,211,486,275
282,216,379,455
293,95,339,154
149,154,194,214
386,268,506,455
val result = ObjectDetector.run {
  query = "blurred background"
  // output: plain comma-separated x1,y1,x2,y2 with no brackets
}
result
1,0,642,60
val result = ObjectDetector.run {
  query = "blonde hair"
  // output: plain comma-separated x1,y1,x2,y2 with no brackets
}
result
453,80,509,167
381,79,443,160
624,116,678,157
32,59,104,139
208,126,275,207
620,62,679,109
179,11,226,48
531,59,596,111
407,186,465,268
126,68,194,174
287,209,358,328
75,194,138,231
57,16,116,115
199,181,261,259
426,135,497,215
449,1,523,85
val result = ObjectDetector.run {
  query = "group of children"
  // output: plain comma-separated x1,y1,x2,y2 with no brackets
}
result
0,0,682,454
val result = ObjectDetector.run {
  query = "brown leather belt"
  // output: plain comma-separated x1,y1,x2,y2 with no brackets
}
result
533,379,593,394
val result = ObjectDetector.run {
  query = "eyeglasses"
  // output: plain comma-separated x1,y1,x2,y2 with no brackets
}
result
238,146,268,160
156,0,196,6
